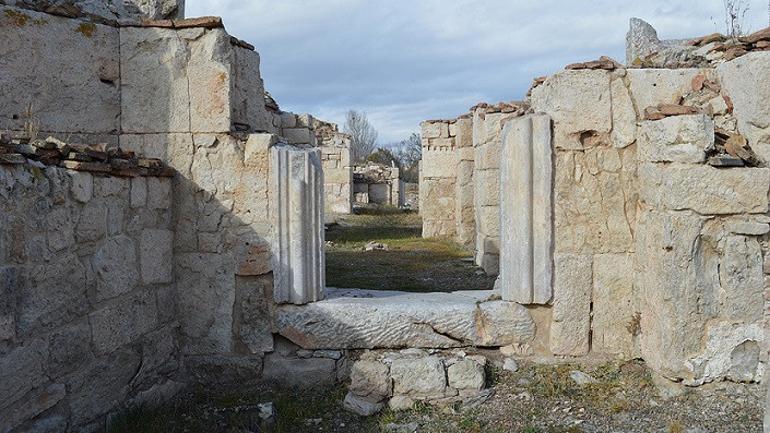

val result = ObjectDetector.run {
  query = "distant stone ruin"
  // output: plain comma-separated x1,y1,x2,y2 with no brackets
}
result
352,162,402,207
0,3,768,431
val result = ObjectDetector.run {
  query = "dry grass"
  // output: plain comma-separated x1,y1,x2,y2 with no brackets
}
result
326,211,494,292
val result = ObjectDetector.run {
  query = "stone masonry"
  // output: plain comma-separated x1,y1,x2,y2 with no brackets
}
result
419,20,770,390
2,6,770,430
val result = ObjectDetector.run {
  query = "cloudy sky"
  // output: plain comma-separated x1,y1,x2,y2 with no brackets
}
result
188,0,769,144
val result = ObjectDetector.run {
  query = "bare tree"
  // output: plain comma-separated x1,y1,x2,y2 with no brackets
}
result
392,133,422,183
344,110,378,163
723,0,750,37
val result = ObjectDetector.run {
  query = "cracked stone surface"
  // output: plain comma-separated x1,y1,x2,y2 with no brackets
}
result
276,289,536,349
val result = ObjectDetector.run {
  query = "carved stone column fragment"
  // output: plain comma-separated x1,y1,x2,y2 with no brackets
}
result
499,114,553,304
271,144,325,304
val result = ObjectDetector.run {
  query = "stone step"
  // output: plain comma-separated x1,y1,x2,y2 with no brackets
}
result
276,288,536,350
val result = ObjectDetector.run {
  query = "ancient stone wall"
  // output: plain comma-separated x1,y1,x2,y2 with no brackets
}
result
522,53,768,380
313,119,354,216
418,27,769,388
420,120,458,238
0,162,177,432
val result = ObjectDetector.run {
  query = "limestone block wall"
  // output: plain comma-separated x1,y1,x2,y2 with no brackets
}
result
313,119,353,215
0,164,177,432
471,108,527,275
520,55,770,382
420,120,458,238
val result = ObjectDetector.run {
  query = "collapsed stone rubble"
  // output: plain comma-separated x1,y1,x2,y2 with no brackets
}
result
0,134,173,177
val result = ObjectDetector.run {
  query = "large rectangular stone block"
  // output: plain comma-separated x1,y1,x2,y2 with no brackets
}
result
592,253,635,357
638,115,714,164
0,6,121,135
530,70,612,150
140,229,174,284
639,164,770,215
500,114,553,304
89,290,159,355
626,69,703,115
550,253,592,356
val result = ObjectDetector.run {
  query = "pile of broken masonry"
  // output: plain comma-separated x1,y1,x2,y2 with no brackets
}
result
0,133,172,177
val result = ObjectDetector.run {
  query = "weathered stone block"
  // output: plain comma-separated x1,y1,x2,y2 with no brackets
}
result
276,289,535,349
17,255,88,336
140,229,173,284
592,253,635,357
67,349,141,427
0,338,48,409
550,254,592,356
262,355,336,386
391,357,446,397
639,115,714,163
89,290,159,354
0,6,120,135
639,164,770,215
176,252,235,354
349,360,391,402
70,171,93,203
130,177,147,208
626,69,702,115
47,320,93,376
93,235,139,302
530,70,612,150
610,76,637,148
421,121,448,139
147,177,172,209
184,354,263,386
282,127,313,145
717,52,770,148
447,359,485,392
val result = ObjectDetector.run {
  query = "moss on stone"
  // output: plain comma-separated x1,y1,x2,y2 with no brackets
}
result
75,22,97,38
4,10,29,27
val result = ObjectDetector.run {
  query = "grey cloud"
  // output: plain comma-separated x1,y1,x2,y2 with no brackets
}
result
188,0,770,143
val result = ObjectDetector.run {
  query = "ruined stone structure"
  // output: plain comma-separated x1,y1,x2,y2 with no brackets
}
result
352,163,401,207
1,4,769,429
419,20,769,395
421,102,529,272
266,108,354,217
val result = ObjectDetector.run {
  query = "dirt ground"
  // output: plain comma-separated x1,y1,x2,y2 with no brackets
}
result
325,209,495,292
108,357,765,433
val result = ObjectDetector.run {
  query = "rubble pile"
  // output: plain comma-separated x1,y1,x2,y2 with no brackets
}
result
0,134,173,177
628,18,770,68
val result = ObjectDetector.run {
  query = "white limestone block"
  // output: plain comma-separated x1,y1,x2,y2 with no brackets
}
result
638,115,714,164
530,70,612,150
717,52,770,148
0,6,120,135
639,164,770,215
550,254,592,356
276,289,535,349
